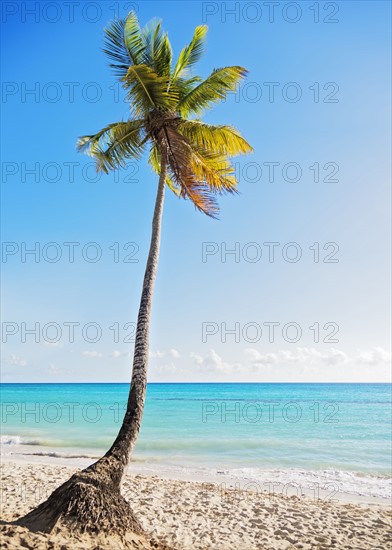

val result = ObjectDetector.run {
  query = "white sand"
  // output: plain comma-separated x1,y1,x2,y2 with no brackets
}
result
1,458,391,549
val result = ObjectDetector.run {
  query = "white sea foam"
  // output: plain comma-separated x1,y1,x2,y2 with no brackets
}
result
1,439,390,502
126,463,392,502
0,435,41,446
219,466,392,501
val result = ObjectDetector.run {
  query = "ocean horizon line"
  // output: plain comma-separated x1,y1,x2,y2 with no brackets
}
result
1,381,391,385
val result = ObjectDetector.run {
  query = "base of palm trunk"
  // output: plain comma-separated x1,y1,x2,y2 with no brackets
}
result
15,469,143,537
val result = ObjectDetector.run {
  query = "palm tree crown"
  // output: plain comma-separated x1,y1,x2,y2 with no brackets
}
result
77,11,253,217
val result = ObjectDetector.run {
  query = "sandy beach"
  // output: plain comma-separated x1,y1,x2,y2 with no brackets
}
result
1,458,391,550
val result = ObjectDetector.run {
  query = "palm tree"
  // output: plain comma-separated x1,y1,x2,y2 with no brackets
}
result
17,11,253,539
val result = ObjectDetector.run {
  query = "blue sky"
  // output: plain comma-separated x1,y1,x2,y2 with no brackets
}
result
1,0,391,382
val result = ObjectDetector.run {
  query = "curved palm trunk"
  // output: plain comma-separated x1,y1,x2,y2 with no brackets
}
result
89,149,168,484
16,152,168,539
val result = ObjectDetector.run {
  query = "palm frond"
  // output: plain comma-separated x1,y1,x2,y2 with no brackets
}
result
77,123,119,153
172,76,203,102
172,25,208,83
103,12,145,77
178,66,247,116
190,148,238,194
77,120,146,173
178,120,253,156
141,20,173,77
164,126,219,218
122,64,176,115
123,12,146,63
156,34,173,77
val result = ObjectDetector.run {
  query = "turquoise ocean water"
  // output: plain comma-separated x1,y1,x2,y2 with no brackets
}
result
1,383,391,478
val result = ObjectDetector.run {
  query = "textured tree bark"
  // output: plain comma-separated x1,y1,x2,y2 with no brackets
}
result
86,147,168,485
16,150,169,540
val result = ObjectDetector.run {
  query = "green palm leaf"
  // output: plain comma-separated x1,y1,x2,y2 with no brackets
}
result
77,120,146,173
172,25,208,83
178,66,247,116
190,147,238,194
142,20,173,77
178,120,253,156
122,64,176,115
103,12,145,77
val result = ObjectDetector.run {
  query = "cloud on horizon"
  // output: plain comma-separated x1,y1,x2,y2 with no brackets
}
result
149,346,391,381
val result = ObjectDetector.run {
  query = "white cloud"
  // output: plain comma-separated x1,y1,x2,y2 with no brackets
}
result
356,347,391,366
150,349,180,359
8,354,28,367
81,351,103,359
245,349,279,369
109,350,131,359
191,350,242,374
150,350,165,359
245,347,349,371
109,350,125,358
48,363,60,374
150,362,178,374
190,351,203,365
186,346,389,379
76,346,390,382
147,349,182,378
